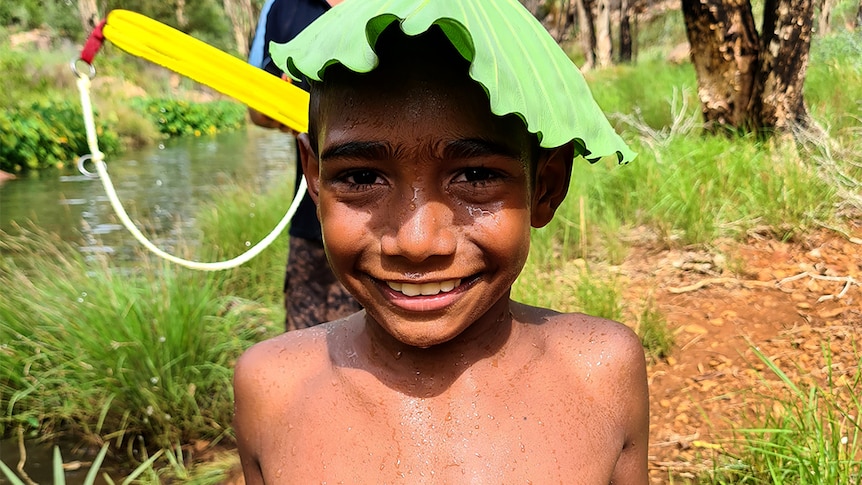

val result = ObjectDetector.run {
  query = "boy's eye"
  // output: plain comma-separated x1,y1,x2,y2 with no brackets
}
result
453,167,503,184
345,170,381,186
331,169,386,191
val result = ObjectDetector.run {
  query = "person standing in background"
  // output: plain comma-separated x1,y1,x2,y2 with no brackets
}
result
247,0,360,331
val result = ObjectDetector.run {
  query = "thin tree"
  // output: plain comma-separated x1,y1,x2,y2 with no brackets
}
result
619,0,633,62
78,0,99,32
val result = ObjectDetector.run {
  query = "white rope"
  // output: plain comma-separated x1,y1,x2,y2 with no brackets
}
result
75,70,303,271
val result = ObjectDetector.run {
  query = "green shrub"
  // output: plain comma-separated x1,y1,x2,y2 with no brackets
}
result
130,98,246,138
0,99,121,172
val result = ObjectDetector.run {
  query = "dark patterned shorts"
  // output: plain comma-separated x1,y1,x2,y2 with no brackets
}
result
284,236,361,331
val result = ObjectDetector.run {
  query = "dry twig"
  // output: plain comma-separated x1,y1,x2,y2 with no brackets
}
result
668,277,775,294
777,271,860,302
16,426,39,485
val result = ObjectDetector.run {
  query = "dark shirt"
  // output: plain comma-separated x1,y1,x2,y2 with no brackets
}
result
249,0,330,241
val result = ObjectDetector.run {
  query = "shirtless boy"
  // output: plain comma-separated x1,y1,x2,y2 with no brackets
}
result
233,1,648,483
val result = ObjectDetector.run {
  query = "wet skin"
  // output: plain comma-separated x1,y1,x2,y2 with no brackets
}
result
233,53,649,484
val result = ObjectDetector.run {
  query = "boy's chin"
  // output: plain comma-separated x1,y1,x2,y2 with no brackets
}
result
371,315,468,349
390,326,462,349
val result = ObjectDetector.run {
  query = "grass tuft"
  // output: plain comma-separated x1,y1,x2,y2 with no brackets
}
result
708,344,862,484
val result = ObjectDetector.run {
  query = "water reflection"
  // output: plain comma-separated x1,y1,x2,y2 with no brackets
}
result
0,128,295,263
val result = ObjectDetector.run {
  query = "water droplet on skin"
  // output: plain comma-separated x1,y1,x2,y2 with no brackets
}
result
408,203,416,211
394,351,403,360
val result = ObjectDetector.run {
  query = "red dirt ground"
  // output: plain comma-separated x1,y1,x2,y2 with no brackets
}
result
630,228,862,482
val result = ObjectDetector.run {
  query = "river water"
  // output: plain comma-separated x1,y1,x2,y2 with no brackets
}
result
0,128,294,484
0,128,295,262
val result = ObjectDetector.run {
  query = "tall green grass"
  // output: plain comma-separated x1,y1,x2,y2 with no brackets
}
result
707,345,862,484
0,226,279,449
195,176,295,307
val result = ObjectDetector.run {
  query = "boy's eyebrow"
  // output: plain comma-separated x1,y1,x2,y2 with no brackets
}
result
320,138,520,162
321,141,392,161
441,138,521,161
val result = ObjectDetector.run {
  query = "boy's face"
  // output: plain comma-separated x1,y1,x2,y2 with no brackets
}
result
300,60,571,348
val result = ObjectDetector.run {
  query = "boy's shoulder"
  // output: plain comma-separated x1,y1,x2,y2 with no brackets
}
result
513,302,646,374
235,323,333,379
515,302,640,343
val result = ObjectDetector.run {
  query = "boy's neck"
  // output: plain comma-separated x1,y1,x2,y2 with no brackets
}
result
353,295,518,397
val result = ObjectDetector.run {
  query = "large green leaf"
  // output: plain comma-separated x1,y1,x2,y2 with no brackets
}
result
271,0,635,163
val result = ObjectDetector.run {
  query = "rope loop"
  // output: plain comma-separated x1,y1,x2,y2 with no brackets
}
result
77,154,99,178
70,58,97,79
72,58,302,271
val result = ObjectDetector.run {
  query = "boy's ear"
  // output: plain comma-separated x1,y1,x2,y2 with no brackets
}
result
531,141,574,228
297,132,321,206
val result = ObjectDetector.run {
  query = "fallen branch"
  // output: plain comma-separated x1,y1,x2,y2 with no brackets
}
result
668,277,775,294
777,271,860,302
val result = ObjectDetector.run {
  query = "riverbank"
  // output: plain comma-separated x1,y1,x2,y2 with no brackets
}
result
0,35,247,174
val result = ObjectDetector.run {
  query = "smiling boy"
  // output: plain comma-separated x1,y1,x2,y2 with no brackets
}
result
233,1,648,483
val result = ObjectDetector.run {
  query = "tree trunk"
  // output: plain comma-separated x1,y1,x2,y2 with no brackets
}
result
553,0,574,41
619,0,633,62
577,0,598,70
77,0,99,32
817,0,835,33
176,0,187,29
855,0,861,28
681,0,759,130
595,0,613,67
223,0,254,57
747,0,815,131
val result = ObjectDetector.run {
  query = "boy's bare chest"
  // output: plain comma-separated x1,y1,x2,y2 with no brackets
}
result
258,369,623,483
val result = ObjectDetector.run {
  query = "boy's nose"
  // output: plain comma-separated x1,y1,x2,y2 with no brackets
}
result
381,196,457,262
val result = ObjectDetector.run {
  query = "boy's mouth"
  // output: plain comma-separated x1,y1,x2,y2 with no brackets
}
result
386,278,462,296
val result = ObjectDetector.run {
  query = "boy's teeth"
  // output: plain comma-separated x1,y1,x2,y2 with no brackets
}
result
387,279,461,296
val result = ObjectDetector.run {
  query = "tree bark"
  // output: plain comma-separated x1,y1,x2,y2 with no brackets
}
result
681,0,759,130
855,0,861,28
176,0,187,29
77,0,99,32
619,0,633,62
817,0,835,34
223,0,255,56
747,0,815,131
595,0,613,67
577,0,598,70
